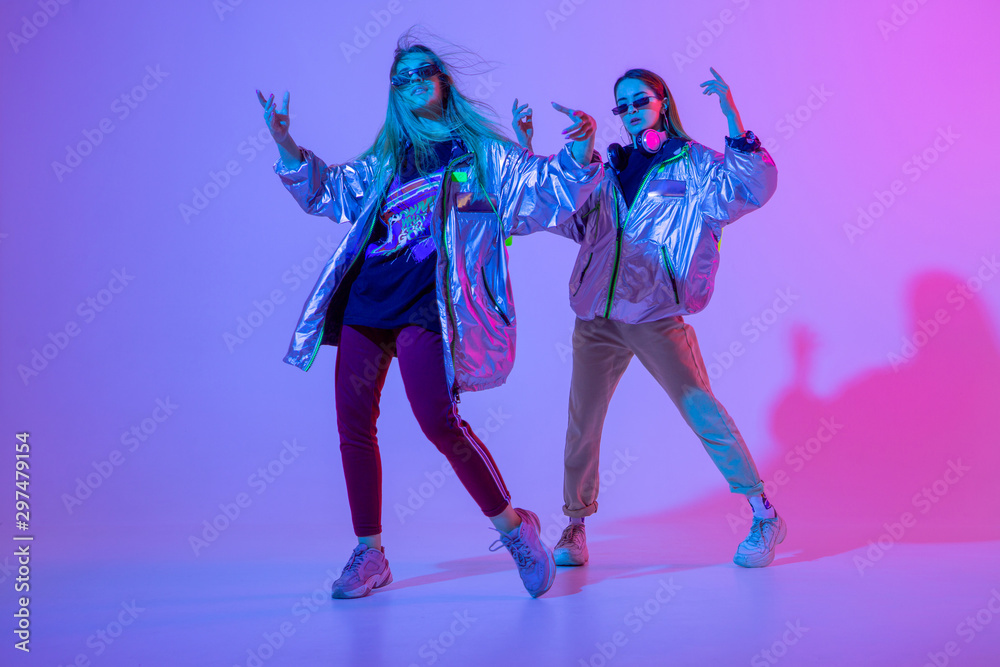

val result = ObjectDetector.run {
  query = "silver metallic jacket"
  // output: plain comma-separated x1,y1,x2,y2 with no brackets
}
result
554,134,777,322
274,141,602,396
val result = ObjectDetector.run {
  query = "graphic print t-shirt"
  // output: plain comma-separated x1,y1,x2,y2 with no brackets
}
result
342,140,458,333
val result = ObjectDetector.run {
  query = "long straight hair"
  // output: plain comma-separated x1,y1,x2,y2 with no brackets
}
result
360,36,511,194
614,68,692,141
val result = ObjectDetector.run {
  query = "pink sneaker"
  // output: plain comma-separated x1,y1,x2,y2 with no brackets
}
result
489,508,557,598
331,544,393,599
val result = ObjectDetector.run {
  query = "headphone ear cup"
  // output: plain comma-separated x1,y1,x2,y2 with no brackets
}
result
608,143,627,172
637,129,666,155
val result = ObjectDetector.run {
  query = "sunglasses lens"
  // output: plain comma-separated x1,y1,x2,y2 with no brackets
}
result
391,63,438,87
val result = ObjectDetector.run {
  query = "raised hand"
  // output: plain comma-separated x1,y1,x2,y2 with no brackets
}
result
512,98,534,151
552,102,596,141
256,89,301,168
257,89,291,144
699,68,744,137
552,102,596,166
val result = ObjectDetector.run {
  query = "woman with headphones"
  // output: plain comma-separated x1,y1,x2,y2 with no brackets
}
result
512,68,781,568
258,36,600,599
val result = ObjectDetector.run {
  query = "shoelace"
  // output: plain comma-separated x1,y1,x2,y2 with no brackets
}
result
489,532,535,568
745,517,778,549
340,546,369,576
557,524,585,548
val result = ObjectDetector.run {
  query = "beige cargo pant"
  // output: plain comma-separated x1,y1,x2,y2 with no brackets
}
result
563,315,765,517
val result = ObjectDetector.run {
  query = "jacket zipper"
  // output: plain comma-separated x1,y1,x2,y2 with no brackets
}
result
573,252,593,296
438,153,475,401
660,246,680,305
603,163,662,318
480,267,511,326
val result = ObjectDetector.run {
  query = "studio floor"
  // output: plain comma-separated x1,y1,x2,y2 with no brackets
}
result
19,515,1000,667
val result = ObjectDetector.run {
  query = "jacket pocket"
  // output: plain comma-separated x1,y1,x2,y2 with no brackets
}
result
660,246,680,305
572,252,594,296
480,266,511,326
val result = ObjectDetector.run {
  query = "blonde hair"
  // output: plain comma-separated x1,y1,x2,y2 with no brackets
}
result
361,31,512,193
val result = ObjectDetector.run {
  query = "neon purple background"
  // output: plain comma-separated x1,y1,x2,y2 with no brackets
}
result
2,0,999,663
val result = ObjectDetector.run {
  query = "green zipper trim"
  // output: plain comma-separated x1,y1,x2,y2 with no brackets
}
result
603,162,663,318
303,321,325,371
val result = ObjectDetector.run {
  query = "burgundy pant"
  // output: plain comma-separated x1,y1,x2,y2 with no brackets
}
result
335,324,511,537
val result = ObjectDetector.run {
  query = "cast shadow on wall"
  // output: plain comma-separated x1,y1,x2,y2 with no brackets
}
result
601,269,1000,577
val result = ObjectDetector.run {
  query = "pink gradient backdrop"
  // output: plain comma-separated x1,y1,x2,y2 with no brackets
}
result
2,0,998,573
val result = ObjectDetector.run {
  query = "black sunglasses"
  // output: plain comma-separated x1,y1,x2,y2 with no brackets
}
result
611,95,661,116
390,63,441,88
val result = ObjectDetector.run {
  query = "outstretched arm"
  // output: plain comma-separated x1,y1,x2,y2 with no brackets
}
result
694,69,777,227
699,67,744,138
258,88,373,223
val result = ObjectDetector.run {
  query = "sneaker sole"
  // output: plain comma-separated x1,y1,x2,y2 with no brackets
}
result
554,548,588,567
734,516,787,569
331,567,393,599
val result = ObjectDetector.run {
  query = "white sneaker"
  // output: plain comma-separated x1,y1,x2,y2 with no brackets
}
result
733,513,787,568
553,523,589,566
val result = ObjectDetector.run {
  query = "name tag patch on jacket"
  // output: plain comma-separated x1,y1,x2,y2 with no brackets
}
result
647,179,686,198
455,191,499,213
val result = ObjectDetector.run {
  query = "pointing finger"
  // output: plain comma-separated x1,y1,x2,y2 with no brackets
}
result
551,101,576,116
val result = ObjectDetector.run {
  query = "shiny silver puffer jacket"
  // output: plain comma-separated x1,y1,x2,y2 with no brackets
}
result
554,133,777,321
273,140,601,396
